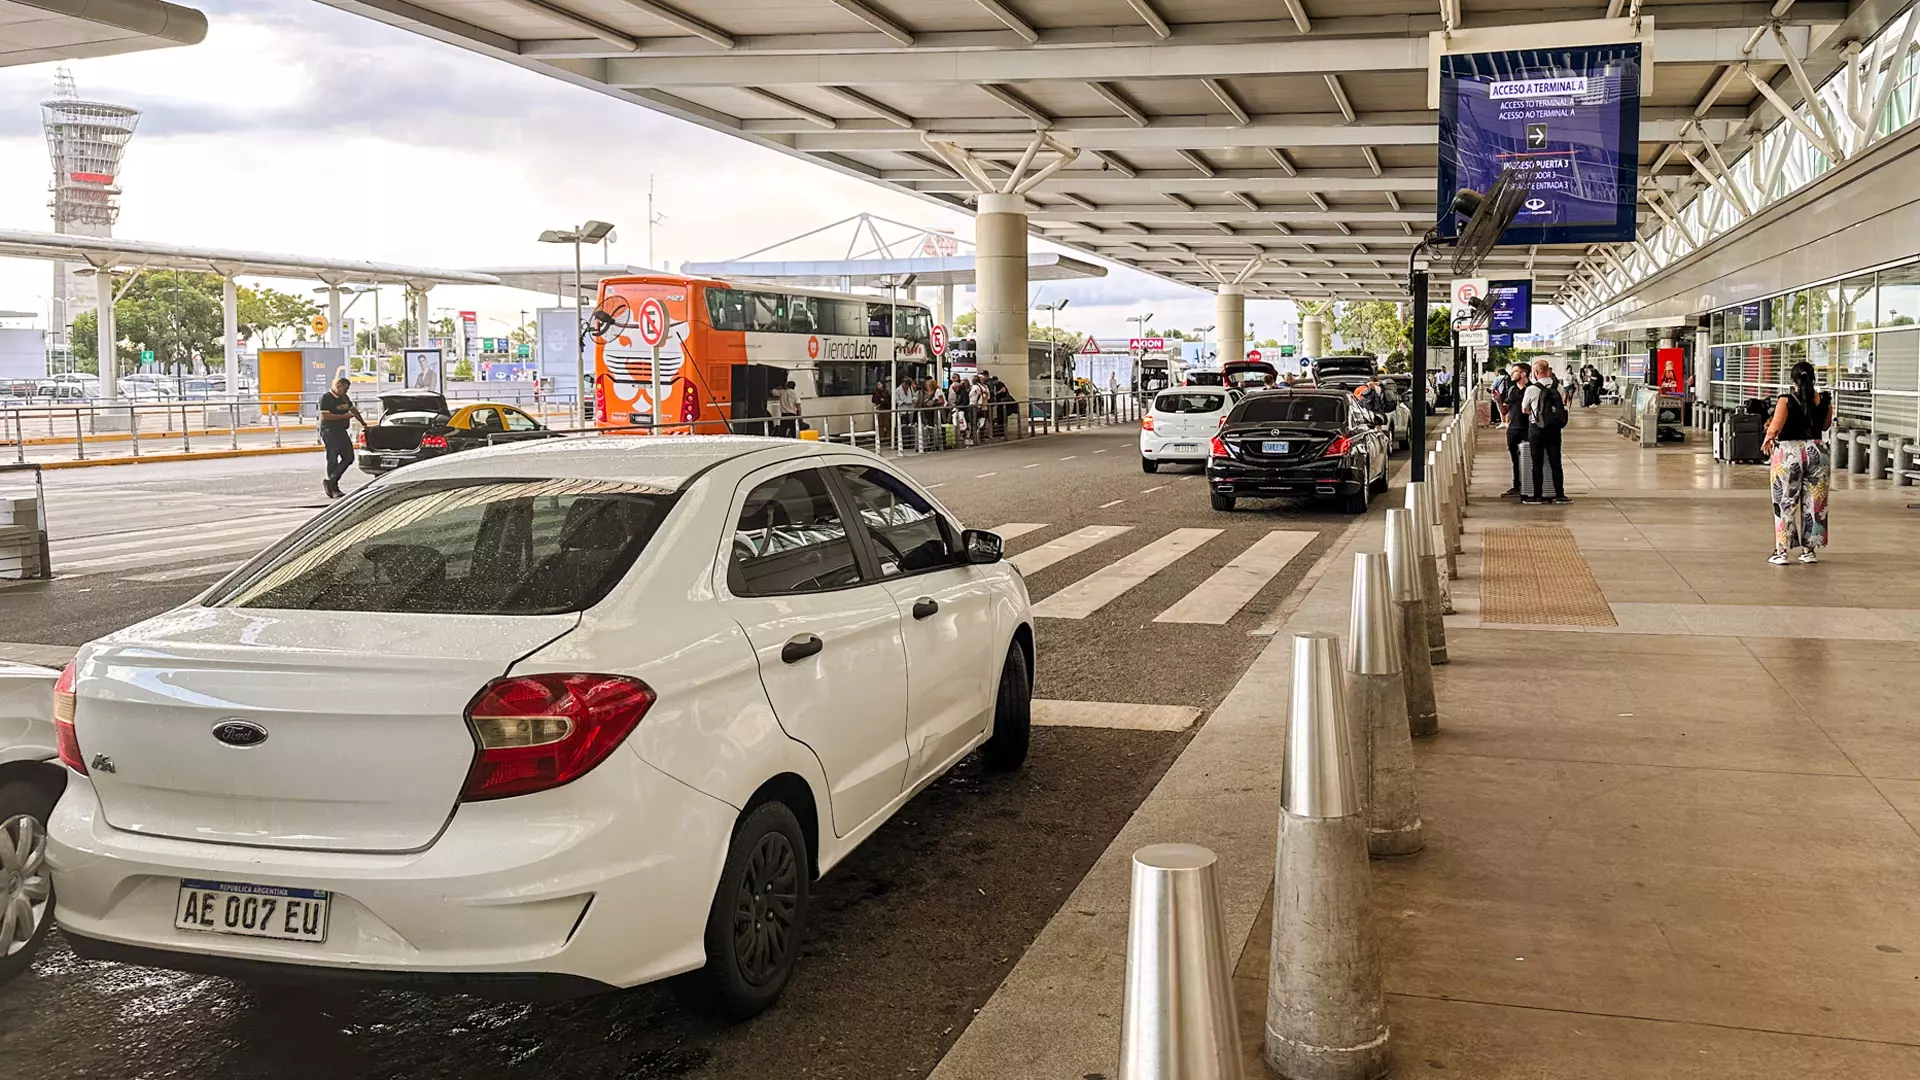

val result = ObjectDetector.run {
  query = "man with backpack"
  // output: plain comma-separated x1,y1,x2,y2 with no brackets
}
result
1521,359,1571,504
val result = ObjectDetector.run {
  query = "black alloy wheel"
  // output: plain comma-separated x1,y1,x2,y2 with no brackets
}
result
733,831,801,988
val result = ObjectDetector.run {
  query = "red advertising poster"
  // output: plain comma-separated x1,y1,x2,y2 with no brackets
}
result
1656,347,1684,393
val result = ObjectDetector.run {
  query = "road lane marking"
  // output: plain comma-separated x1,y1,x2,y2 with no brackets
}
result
1008,524,1132,576
1023,463,1041,468
1098,499,1125,508
124,560,250,583
1032,527,1222,619
1154,530,1318,625
925,483,944,489
975,472,997,478
1140,485,1167,494
52,517,303,564
58,533,297,574
1093,449,1109,454
1032,699,1200,731
1059,455,1077,460
986,523,1046,541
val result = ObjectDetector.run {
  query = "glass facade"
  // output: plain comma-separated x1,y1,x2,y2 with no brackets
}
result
1705,258,1920,436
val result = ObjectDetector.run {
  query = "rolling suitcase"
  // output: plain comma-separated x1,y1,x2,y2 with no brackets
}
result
1728,414,1766,464
1518,440,1540,499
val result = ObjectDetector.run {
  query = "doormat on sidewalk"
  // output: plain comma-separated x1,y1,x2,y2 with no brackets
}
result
1480,525,1618,626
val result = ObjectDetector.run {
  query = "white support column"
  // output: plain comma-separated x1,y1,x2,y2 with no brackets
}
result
327,285,345,358
976,192,1030,401
1217,285,1245,366
222,275,240,404
938,282,955,343
413,288,431,349
1302,309,1327,357
96,268,117,404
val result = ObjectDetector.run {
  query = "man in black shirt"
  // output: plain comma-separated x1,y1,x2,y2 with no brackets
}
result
317,377,364,499
1497,364,1530,498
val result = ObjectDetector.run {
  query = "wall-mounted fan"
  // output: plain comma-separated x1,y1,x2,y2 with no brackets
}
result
1448,167,1534,277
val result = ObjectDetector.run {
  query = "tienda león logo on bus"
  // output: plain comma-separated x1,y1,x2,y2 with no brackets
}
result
808,335,821,359
807,337,881,361
1488,77,1588,101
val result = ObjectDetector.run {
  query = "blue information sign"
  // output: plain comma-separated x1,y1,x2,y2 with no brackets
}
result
1489,332,1514,347
1487,279,1533,333
1438,44,1641,245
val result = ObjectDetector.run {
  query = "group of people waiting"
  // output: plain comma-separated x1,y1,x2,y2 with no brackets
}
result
871,373,1016,449
1491,360,1573,505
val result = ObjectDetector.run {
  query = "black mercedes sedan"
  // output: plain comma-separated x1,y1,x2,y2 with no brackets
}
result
1205,389,1392,513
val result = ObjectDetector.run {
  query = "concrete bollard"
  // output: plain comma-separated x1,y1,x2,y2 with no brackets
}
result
1122,844,1244,1080
1386,508,1439,738
1430,521,1455,617
1404,481,1450,666
1266,632,1392,1080
1347,553,1425,858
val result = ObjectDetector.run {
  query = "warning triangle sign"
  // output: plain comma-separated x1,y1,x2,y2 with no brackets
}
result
1080,335,1100,355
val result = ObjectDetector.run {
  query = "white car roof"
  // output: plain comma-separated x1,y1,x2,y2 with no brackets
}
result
384,434,879,491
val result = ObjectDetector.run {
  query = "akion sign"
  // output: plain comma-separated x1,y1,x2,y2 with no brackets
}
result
1489,77,1588,101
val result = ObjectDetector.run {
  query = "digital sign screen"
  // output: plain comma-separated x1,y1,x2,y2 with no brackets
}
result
1487,280,1533,333
1438,44,1641,245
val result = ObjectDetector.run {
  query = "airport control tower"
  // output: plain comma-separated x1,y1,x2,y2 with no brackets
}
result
43,68,140,348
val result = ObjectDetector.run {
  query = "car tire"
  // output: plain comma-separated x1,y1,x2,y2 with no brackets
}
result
0,776,58,985
981,643,1032,772
1141,457,1159,474
1344,477,1370,514
1370,468,1390,495
686,801,811,1021
1210,492,1236,512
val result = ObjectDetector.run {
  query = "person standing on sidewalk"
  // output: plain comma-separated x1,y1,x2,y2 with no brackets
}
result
1521,359,1570,504
1762,360,1833,565
317,376,364,499
1497,364,1530,497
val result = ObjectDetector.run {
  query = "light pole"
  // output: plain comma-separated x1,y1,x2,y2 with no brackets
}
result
1199,323,1216,375
1037,300,1068,425
1130,312,1154,394
539,220,616,423
878,274,916,447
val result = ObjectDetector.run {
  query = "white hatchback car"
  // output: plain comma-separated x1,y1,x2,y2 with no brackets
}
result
1140,387,1237,472
1,659,61,984
47,436,1034,1017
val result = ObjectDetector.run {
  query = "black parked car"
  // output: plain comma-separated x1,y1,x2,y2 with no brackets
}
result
1205,389,1392,513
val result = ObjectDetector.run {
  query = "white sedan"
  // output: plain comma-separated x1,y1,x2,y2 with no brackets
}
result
47,436,1034,1017
1140,387,1237,472
1,660,61,982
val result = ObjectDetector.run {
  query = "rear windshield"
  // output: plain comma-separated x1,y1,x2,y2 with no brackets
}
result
1154,391,1228,414
205,479,676,615
1231,395,1348,425
1315,359,1374,376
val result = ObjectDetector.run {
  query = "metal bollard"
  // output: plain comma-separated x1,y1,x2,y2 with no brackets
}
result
1121,843,1243,1080
1403,482,1450,665
1266,632,1392,1080
1385,508,1439,738
1427,450,1459,580
1347,553,1425,858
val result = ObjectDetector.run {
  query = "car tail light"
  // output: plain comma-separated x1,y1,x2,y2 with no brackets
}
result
421,434,449,449
1323,434,1354,458
54,662,85,775
355,430,366,448
1141,413,1155,431
1210,435,1230,459
461,674,655,801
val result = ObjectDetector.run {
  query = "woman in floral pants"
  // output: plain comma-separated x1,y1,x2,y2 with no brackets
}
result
1761,361,1833,565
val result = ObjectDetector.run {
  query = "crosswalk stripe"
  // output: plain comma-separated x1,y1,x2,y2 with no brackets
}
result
1008,524,1132,576
52,515,305,561
1032,527,1222,619
123,560,250,583
987,522,1046,541
1154,529,1316,625
58,530,298,573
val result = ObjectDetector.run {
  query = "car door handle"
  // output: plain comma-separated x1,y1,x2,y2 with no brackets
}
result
911,597,939,620
780,634,823,664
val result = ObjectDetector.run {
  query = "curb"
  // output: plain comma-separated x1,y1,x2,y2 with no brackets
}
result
36,445,322,470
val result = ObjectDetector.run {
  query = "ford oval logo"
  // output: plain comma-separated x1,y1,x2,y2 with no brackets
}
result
1524,198,1548,211
211,720,269,748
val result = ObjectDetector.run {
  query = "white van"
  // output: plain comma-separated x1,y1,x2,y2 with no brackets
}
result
1140,386,1236,472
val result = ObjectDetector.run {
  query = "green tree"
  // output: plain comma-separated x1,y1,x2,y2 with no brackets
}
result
237,286,320,347
954,310,978,337
1334,300,1408,358
451,355,475,380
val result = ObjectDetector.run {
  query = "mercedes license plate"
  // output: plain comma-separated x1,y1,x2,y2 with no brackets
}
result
1261,440,1291,454
175,879,331,943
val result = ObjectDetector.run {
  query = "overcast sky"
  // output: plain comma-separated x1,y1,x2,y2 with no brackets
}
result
0,0,1568,348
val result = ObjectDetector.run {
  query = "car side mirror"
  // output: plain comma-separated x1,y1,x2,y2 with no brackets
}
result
962,529,1004,565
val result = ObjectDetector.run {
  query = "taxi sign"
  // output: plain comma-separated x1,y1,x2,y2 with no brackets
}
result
310,314,329,337
931,323,948,358
637,297,668,348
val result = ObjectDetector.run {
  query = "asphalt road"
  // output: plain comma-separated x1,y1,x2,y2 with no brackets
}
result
0,422,1398,1079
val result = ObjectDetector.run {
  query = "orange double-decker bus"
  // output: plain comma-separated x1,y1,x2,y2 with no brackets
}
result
588,273,934,434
